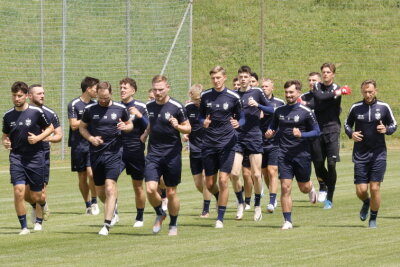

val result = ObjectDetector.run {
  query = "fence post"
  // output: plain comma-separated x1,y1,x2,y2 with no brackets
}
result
188,0,193,90
40,0,44,86
260,0,265,78
126,0,131,77
60,0,67,160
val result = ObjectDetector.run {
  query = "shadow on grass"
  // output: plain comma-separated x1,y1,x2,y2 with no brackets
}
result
54,231,154,236
318,224,365,228
379,216,400,220
51,211,84,215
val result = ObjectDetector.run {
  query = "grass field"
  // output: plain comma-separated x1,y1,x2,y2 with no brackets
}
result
1,147,400,266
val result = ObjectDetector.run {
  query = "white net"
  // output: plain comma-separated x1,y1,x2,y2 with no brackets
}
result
0,0,192,158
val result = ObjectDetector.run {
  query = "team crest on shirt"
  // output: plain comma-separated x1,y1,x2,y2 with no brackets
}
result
25,118,31,126
223,102,229,110
294,115,299,122
111,113,117,120
375,111,381,120
248,96,254,103
165,112,171,120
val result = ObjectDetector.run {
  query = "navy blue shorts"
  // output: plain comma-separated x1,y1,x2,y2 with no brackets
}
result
262,146,279,168
278,155,311,183
190,152,204,175
354,160,386,184
71,149,91,172
90,150,124,186
123,149,145,180
242,155,250,168
145,152,181,187
235,137,264,155
10,151,45,192
202,147,235,176
44,149,50,185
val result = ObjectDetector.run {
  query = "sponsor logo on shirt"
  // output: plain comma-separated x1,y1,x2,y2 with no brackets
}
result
93,114,100,119
10,121,16,127
149,112,154,117
357,114,364,120
206,102,212,108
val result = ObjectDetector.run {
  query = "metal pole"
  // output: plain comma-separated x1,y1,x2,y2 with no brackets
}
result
40,0,44,85
125,0,131,77
61,0,67,160
188,0,193,90
260,0,265,78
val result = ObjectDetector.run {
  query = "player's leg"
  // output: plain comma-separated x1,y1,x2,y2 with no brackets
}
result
294,158,316,205
190,153,211,217
132,179,146,226
87,166,99,215
367,160,386,228
249,153,263,221
280,179,293,229
310,137,328,202
324,131,340,207
159,177,168,211
166,186,179,236
242,162,253,210
230,152,245,220
14,184,29,234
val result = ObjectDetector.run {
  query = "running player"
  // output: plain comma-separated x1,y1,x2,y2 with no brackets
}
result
183,84,213,217
68,77,100,215
265,80,319,230
27,84,62,223
145,75,191,236
80,81,133,236
119,77,148,227
233,77,240,91
300,72,328,202
199,66,244,228
231,65,269,221
2,81,53,234
257,78,285,213
312,63,351,209
344,80,396,228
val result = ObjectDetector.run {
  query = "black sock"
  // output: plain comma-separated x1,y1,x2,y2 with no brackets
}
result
160,189,167,199
363,198,370,205
91,197,97,204
370,210,378,221
136,208,144,221
203,200,211,213
235,191,244,204
154,205,165,216
85,201,91,208
30,203,36,209
245,197,251,205
18,215,27,229
283,212,292,223
169,215,178,227
254,194,261,207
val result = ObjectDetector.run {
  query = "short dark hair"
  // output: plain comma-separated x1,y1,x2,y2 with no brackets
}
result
81,76,99,93
238,65,252,75
361,79,376,89
250,72,259,81
119,77,137,91
284,80,302,91
308,72,321,78
97,81,112,94
28,84,42,93
233,77,239,83
320,63,336,73
11,81,28,94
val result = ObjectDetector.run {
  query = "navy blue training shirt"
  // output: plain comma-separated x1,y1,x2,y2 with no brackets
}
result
269,103,320,157
121,99,149,151
312,82,341,130
185,102,203,153
199,88,243,149
41,105,60,151
81,101,130,153
344,99,397,163
68,97,96,151
147,98,188,155
260,95,285,148
2,105,51,153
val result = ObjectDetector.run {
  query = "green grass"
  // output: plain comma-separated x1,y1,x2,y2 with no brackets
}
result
1,147,400,266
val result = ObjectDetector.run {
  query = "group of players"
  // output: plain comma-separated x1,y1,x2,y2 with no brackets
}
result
2,62,397,236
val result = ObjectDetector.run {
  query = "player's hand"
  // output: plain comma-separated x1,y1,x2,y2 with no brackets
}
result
140,132,148,144
90,136,103,146
293,127,302,137
352,131,363,142
203,115,211,128
27,132,40,144
129,106,142,119
377,120,387,134
265,129,275,139
169,116,179,129
248,99,259,107
117,119,129,131
182,134,189,142
3,137,11,150
230,117,239,128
